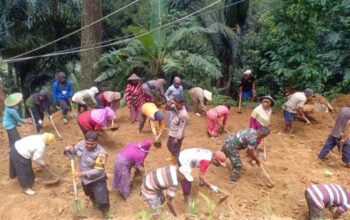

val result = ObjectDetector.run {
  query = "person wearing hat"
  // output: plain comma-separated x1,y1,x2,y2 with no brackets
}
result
239,69,256,102
25,89,52,133
165,77,183,102
52,72,73,124
9,132,55,195
96,91,121,111
207,104,231,139
64,131,110,219
78,107,115,135
72,87,99,113
141,165,189,217
142,78,166,103
250,95,275,144
112,139,153,200
125,73,144,123
178,148,227,202
165,95,189,164
318,107,350,167
3,93,29,149
221,127,270,182
139,102,165,141
188,87,212,115
281,88,314,134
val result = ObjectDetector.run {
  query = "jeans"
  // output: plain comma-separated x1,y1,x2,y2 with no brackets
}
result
318,135,350,164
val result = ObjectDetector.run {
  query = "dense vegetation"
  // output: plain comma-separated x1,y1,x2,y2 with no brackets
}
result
0,0,349,102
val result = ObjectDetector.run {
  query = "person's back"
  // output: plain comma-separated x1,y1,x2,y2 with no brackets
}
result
284,92,307,113
179,148,212,168
331,107,350,138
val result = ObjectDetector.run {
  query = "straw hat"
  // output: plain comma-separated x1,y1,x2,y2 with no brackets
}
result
127,73,141,81
4,93,23,107
203,90,212,101
258,95,276,107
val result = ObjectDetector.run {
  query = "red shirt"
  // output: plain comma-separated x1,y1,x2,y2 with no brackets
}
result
78,111,102,131
98,93,111,107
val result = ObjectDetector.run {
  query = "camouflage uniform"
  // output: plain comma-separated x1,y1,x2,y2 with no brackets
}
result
222,128,259,180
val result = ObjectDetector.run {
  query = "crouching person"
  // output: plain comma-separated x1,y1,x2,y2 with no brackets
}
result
305,183,350,220
141,165,191,218
64,131,110,219
10,133,55,195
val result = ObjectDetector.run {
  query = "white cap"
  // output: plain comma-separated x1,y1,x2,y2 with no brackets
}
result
90,87,99,94
179,166,193,182
244,69,252,75
203,90,212,101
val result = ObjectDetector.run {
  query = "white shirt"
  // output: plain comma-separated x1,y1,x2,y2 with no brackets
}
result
72,89,97,105
284,92,307,113
179,148,212,168
15,135,46,165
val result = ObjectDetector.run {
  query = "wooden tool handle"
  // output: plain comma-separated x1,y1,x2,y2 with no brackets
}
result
259,164,274,186
71,159,78,201
50,118,62,139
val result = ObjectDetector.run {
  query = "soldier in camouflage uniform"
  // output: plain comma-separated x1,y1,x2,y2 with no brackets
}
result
221,127,270,182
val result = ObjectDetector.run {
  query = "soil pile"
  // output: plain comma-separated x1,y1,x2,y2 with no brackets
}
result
1,97,350,219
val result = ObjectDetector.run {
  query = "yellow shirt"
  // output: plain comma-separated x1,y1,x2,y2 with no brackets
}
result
141,102,165,136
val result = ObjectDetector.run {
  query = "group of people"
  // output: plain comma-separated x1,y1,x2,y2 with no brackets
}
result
2,69,350,219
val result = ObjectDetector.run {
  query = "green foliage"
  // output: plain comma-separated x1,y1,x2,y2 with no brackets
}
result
198,192,217,220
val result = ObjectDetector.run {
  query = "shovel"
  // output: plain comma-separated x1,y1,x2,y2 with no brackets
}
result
69,158,84,217
154,133,162,148
28,109,39,134
43,166,60,186
49,117,63,141
110,120,119,131
217,189,229,205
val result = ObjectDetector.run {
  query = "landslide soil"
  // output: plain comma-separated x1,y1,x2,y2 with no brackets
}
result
1,94,350,220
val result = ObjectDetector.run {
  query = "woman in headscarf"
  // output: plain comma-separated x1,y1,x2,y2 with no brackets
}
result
207,104,231,138
3,93,29,149
249,95,275,144
10,132,55,195
125,73,144,123
112,139,153,200
78,106,115,135
96,91,121,111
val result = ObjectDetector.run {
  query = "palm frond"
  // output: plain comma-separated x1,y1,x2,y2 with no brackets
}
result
166,26,216,48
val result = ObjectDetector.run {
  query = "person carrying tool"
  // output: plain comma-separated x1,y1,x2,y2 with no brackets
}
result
139,102,165,141
238,69,256,105
96,91,121,111
178,148,227,202
78,107,115,135
165,95,188,164
64,131,110,219
305,183,350,220
72,87,99,113
250,95,275,144
125,73,144,123
141,165,191,217
207,104,231,139
112,139,152,200
52,72,73,124
25,89,52,133
281,88,314,133
318,107,350,167
142,78,166,103
9,133,55,195
188,87,212,115
3,93,30,149
221,127,270,182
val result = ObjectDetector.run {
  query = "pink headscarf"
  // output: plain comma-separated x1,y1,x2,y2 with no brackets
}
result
104,91,121,102
119,139,153,168
90,107,115,126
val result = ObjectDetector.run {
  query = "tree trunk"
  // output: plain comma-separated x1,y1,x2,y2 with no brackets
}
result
80,0,102,89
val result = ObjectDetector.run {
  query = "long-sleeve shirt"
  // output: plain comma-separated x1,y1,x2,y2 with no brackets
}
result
250,104,272,129
78,111,102,131
141,165,179,200
306,184,350,215
15,135,46,165
52,80,73,101
119,140,152,169
141,102,165,136
125,82,144,106
188,87,206,112
330,107,350,138
207,105,229,126
69,140,108,185
224,128,259,150
167,105,188,139
25,93,52,115
165,85,183,101
72,89,97,105
2,106,26,130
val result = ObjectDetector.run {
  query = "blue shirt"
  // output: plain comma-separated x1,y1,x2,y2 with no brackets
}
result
52,80,73,101
2,106,26,130
165,85,183,101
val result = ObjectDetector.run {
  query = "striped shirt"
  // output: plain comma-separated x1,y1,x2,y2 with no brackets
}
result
141,166,179,200
125,82,144,106
306,184,350,214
